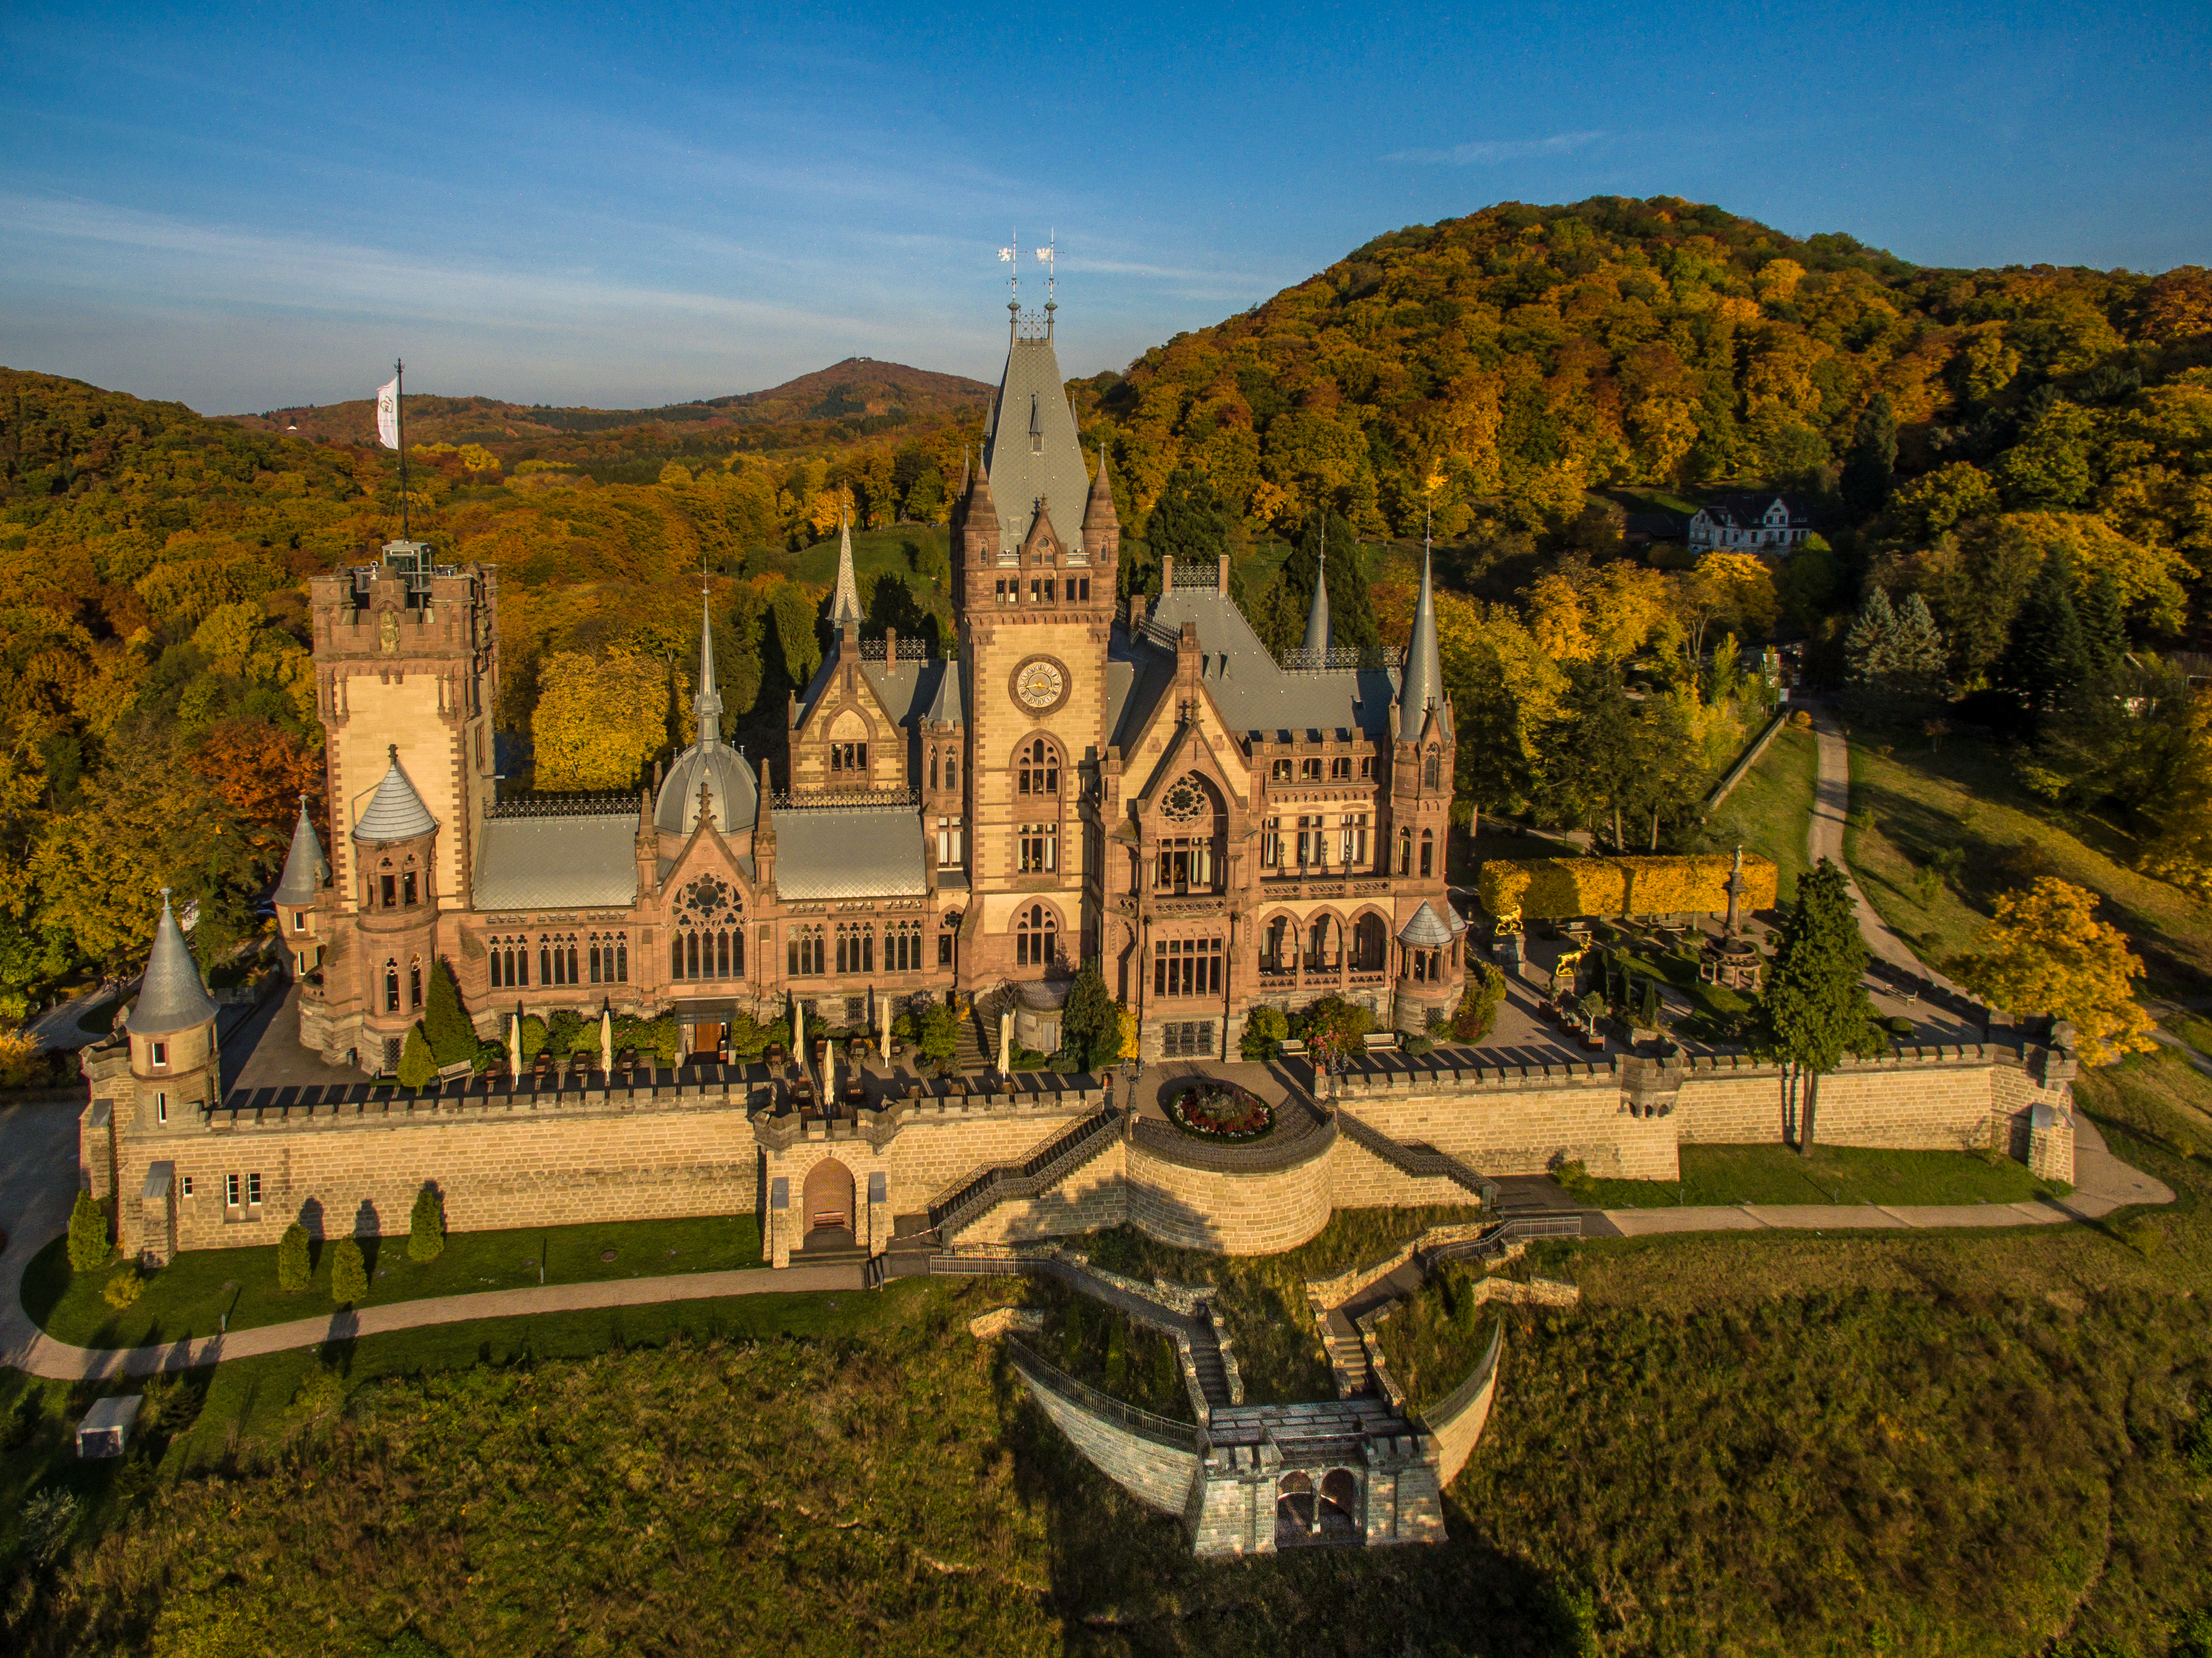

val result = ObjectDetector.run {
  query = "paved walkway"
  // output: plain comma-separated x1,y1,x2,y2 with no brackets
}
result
0,1097,859,1385
1808,708,1953,984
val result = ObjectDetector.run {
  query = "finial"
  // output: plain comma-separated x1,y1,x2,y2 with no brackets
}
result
388,743,398,763
999,228,1020,323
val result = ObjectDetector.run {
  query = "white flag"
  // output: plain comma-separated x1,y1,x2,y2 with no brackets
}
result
375,375,400,449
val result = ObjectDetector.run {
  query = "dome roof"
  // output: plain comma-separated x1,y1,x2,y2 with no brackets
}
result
656,741,759,836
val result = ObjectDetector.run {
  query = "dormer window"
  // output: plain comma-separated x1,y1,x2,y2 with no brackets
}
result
1030,393,1042,454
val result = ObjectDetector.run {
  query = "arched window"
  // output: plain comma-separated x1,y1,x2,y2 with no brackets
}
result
401,865,419,905
945,755,958,792
1154,774,1221,892
1424,745,1441,790
490,935,529,989
383,959,400,1012
670,876,743,981
1016,904,1058,968
929,751,939,791
1353,913,1388,973
835,922,874,975
408,957,423,1009
587,932,630,984
1397,829,1412,877
1261,914,1293,974
1304,915,1339,975
1017,738,1059,797
1420,829,1435,879
787,924,825,976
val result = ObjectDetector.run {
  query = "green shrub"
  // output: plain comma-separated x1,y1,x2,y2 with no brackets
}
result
1451,964,1507,1042
546,1008,588,1057
407,1184,445,1263
423,959,475,1065
397,1025,437,1089
1061,1297,1087,1370
517,1014,548,1062
1060,965,1119,1069
101,1269,144,1309
1154,1336,1179,1400
66,1188,109,1272
1241,1004,1289,1061
276,1222,311,1292
919,1003,960,1069
329,1236,368,1304
1105,1321,1127,1388
473,1038,505,1074
1403,1033,1435,1057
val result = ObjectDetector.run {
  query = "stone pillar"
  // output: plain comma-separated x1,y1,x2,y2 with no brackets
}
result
769,1176,791,1268
866,1170,889,1257
2029,1103,2076,1185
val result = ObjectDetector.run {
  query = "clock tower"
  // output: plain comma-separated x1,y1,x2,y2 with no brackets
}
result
954,297,1119,982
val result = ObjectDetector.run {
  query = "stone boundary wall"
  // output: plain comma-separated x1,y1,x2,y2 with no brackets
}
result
1125,1129,1336,1256
1307,1220,1492,1311
1005,1342,1201,1517
1422,1321,1506,1487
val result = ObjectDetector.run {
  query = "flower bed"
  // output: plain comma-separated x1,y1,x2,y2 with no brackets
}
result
1165,1081,1275,1142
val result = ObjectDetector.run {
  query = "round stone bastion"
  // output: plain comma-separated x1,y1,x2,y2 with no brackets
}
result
1125,1096,1337,1256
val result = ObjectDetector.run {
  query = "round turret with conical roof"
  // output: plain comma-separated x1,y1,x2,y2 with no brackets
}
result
125,888,221,1130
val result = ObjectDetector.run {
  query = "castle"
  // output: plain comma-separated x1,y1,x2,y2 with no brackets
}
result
267,297,1466,1074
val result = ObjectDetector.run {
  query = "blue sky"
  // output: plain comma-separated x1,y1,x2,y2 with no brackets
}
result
2,1,2205,413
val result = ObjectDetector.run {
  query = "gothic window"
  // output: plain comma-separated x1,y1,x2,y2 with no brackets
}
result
830,740,868,775
834,923,874,975
1153,936,1222,997
945,756,958,792
587,933,630,984
1300,757,1322,781
1296,814,1325,867
1154,775,1218,891
670,877,743,981
1398,828,1412,876
380,871,397,908
1261,915,1292,974
787,924,825,976
1331,756,1351,780
1304,915,1341,974
1360,755,1375,779
1271,758,1292,781
539,934,580,986
938,912,957,967
1017,739,1059,797
884,919,923,972
1424,745,1441,790
1018,823,1057,874
938,816,965,867
1420,829,1435,878
1016,904,1058,968
383,959,400,1012
1262,816,1283,868
401,869,418,905
490,935,529,988
929,751,938,791
1353,913,1388,973
408,957,423,1010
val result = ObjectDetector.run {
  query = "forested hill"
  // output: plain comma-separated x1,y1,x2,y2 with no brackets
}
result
1077,195,2212,563
224,358,989,452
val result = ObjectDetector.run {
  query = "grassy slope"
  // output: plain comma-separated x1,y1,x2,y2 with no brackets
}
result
27,1213,765,1349
1844,729,2212,993
1701,721,1819,904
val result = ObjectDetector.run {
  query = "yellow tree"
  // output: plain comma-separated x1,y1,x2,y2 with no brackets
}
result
531,653,674,792
1945,877,2154,1065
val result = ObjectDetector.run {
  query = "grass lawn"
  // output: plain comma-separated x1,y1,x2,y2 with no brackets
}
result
1699,721,1818,904
2075,1042,2212,1158
26,1211,764,1349
2157,1006,2212,1060
1843,726,2212,992
1563,1142,2067,1210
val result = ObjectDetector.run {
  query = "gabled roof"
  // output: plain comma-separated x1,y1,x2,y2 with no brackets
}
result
352,751,438,842
774,806,928,899
857,655,964,729
272,796,328,905
474,815,641,910
980,331,1092,550
1694,493,1813,530
127,889,216,1037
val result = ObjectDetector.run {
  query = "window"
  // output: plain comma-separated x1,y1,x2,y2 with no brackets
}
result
1360,756,1374,779
181,1175,193,1197
490,938,530,988
539,936,579,986
787,925,825,976
830,740,868,775
1016,904,1058,968
938,816,965,867
1019,823,1058,873
1074,577,1091,601
996,577,1015,603
588,933,631,984
1017,739,1059,797
834,923,874,974
380,873,397,908
929,752,938,790
247,1172,262,1208
1161,1021,1214,1058
150,1041,167,1067
402,870,418,905
1340,813,1369,867
226,1173,240,1209
291,912,306,933
1424,746,1441,790
1030,578,1055,602
1262,817,1283,868
1331,756,1351,780
885,919,923,972
1271,758,1293,781
1261,915,1292,973
409,958,423,1009
1304,915,1340,974
1420,829,1435,878
155,1091,167,1124
1300,757,1322,781
1296,814,1325,867
945,757,958,792
1154,838,1215,891
1411,948,1443,982
938,915,956,966
1397,830,1412,877
1154,936,1223,997
384,960,401,1012
1353,913,1388,972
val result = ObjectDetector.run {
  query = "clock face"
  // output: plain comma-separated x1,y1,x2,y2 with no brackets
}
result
1014,657,1067,712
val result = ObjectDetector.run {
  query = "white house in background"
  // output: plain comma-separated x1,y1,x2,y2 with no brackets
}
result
1687,493,1815,554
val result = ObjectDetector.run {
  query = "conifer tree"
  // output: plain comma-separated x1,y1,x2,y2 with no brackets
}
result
1143,468,1231,568
1840,392,1897,521
1844,585,1900,689
1059,964,1118,1070
423,959,474,1066
1893,592,1948,686
1754,859,1876,1153
407,1183,445,1264
1278,509,1380,649
66,1188,109,1272
1998,551,2089,720
397,1024,437,1091
329,1236,368,1305
2078,569,2128,682
277,1222,311,1291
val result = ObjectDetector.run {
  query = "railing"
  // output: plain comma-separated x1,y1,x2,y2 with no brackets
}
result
773,786,920,811
1417,1319,1505,1434
856,638,934,662
926,1106,1124,1236
488,792,639,819
1005,1340,1204,1451
1332,1110,1498,1209
1421,1214,1584,1272
1276,644,1401,672
1169,560,1222,587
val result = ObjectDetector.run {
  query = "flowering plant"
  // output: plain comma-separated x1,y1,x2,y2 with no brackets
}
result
1165,1081,1274,1142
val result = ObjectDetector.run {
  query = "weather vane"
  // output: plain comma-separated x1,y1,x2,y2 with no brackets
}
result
1037,229,1057,310
999,229,1020,308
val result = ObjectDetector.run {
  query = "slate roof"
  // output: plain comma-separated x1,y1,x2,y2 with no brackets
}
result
127,891,217,1037
1693,493,1812,531
272,796,328,905
352,754,438,842
656,741,759,836
473,816,640,911
981,332,1093,550
1396,900,1455,948
774,806,928,900
858,656,964,728
829,515,862,626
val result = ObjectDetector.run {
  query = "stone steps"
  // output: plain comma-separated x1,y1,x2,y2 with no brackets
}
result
1322,1311,1373,1398
1185,1317,1234,1411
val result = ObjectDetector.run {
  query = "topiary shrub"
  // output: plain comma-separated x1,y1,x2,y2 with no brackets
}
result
422,959,476,1066
329,1236,368,1305
276,1223,311,1292
396,1025,437,1090
407,1184,444,1263
517,1015,548,1063
1241,1004,1288,1061
919,1002,960,1071
66,1188,110,1272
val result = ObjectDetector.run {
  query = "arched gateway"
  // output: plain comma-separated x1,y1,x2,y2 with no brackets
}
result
800,1156,856,1250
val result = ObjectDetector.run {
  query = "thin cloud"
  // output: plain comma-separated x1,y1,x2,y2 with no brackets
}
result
1387,130,1610,165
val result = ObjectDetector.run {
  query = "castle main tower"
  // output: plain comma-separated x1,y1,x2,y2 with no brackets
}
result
954,300,1119,979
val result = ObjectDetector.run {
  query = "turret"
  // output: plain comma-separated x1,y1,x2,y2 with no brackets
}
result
1399,543,1443,745
352,747,442,1073
272,794,329,971
125,889,221,1129
694,586,725,745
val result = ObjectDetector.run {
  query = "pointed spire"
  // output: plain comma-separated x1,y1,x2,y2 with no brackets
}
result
755,759,774,835
352,746,438,842
274,794,329,905
968,452,998,527
830,509,862,627
1083,443,1117,532
127,888,217,1038
1302,538,1332,656
693,585,724,747
1400,542,1443,744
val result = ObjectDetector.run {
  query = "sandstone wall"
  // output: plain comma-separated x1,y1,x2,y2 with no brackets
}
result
1340,1075,1680,1180
1126,1135,1334,1255
957,1141,1133,1245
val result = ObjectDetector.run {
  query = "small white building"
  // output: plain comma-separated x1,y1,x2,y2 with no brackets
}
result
77,1395,143,1459
1687,494,1814,554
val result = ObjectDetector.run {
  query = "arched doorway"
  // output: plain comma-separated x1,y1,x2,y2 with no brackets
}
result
800,1157,856,1251
1275,1470,1315,1546
1318,1468,1360,1538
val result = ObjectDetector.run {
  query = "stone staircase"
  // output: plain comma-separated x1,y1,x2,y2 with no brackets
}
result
925,1106,1124,1241
1333,1107,1500,1209
1320,1308,1372,1397
1185,1312,1233,1410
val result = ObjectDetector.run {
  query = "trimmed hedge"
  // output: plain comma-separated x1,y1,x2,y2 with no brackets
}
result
1477,854,1780,921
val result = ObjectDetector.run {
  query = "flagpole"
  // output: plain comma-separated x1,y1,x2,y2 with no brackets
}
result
396,357,408,542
